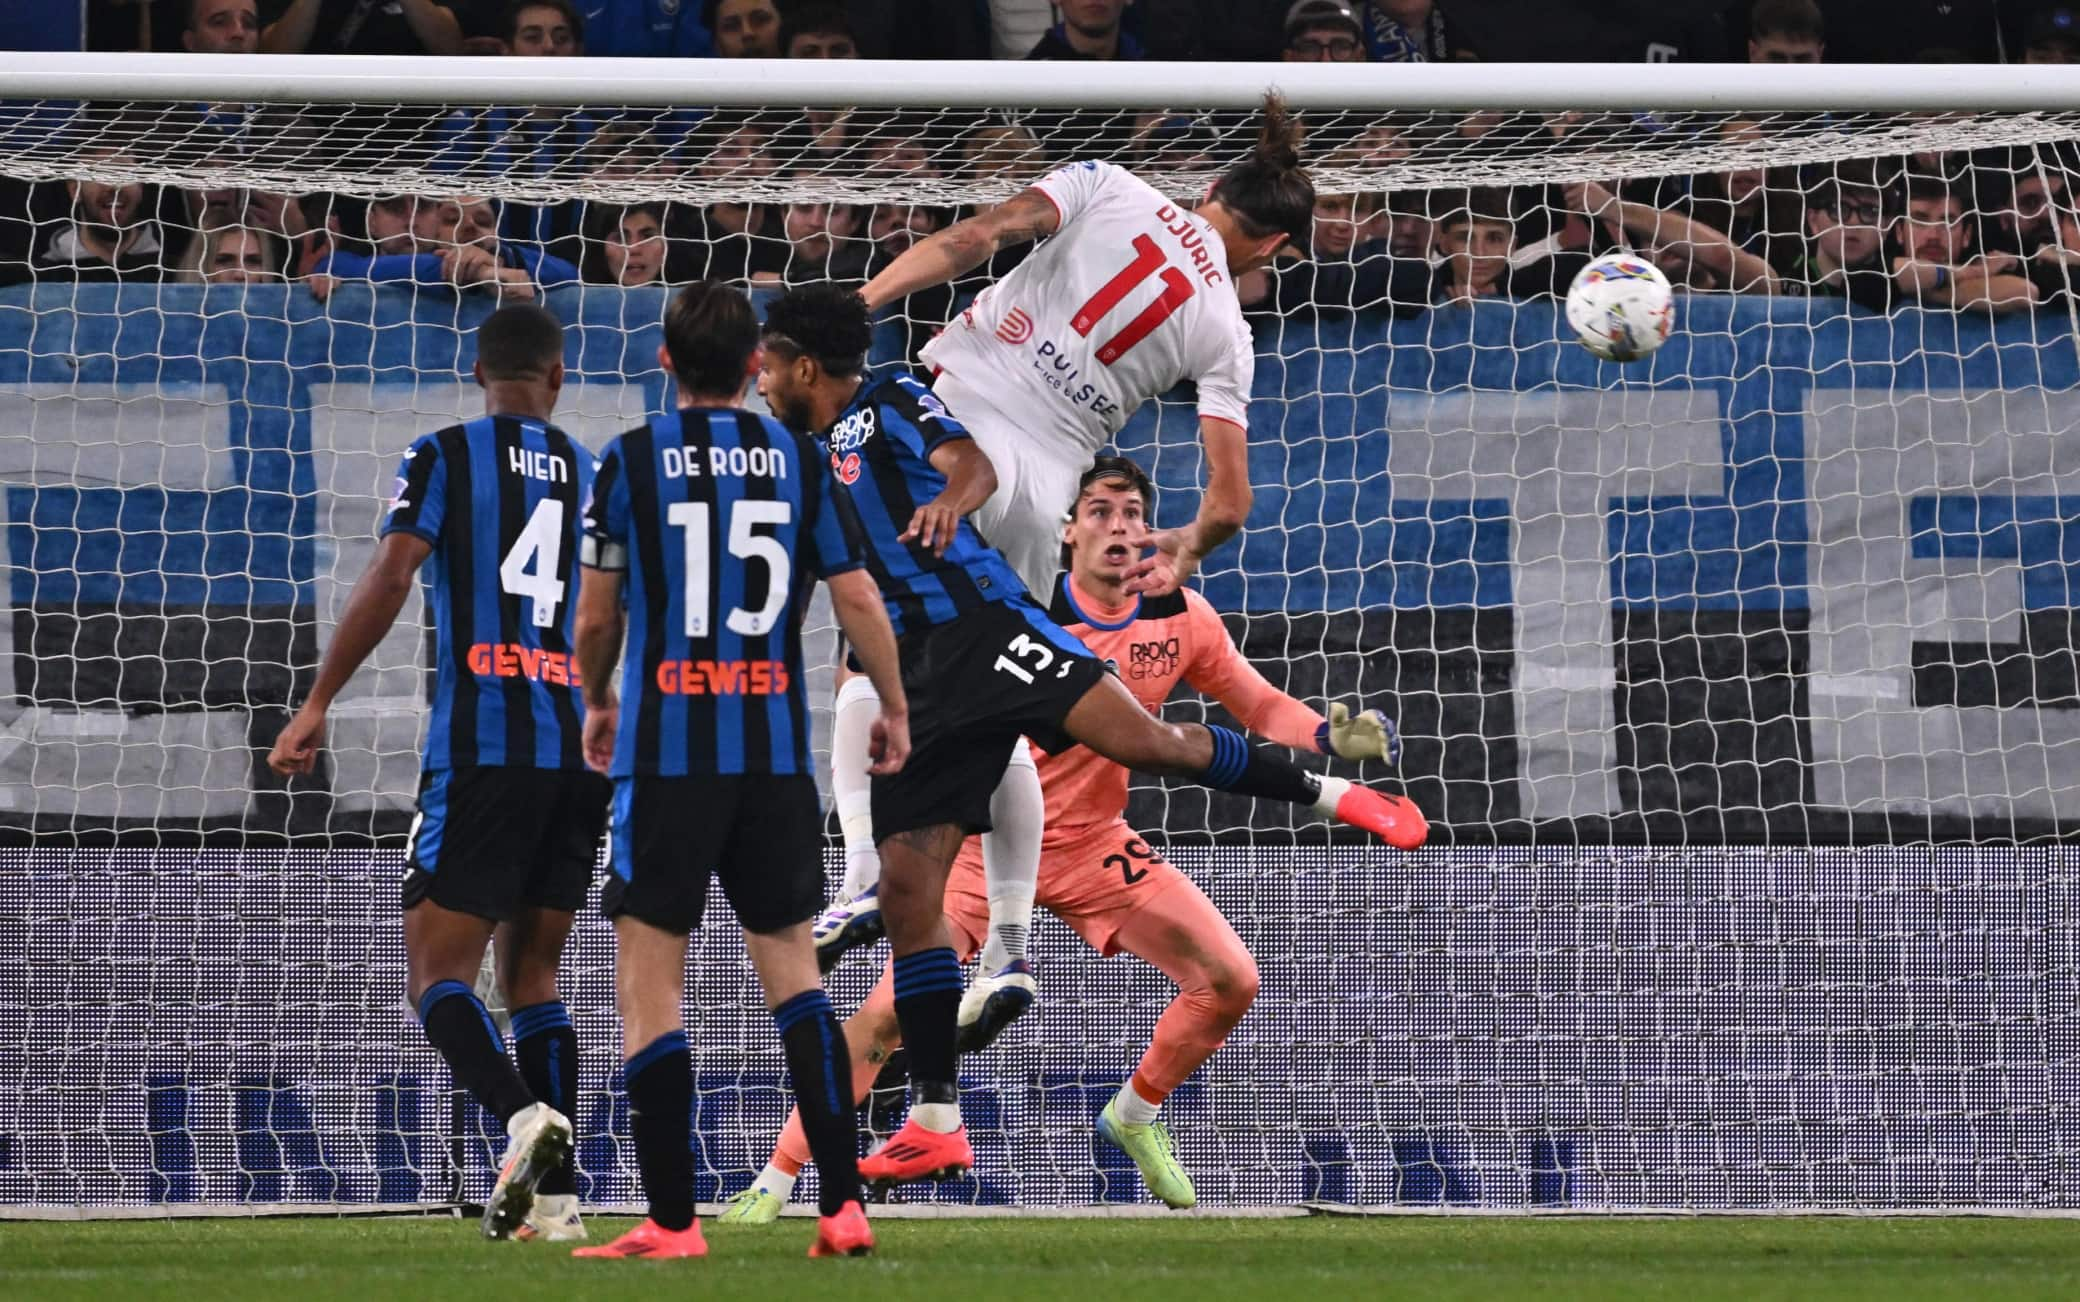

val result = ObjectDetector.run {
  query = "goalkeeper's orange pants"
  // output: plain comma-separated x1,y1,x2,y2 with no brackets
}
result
772,818,1258,1175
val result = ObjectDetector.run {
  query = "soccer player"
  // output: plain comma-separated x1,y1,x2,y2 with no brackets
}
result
813,93,1317,1034
724,454,1400,1218
756,284,1424,1187
567,282,907,1260
267,303,602,1241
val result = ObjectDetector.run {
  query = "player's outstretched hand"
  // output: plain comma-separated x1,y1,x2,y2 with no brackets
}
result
266,705,326,777
582,702,619,775
868,706,910,775
1122,526,1199,596
1321,702,1401,766
899,497,963,557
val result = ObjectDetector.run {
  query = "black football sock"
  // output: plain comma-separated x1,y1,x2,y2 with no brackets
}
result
624,1030,696,1231
511,1000,579,1196
415,980,533,1125
773,989,861,1214
890,947,963,1115
1194,724,1324,806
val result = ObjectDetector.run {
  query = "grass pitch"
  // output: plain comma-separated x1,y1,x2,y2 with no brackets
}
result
4,1213,2077,1301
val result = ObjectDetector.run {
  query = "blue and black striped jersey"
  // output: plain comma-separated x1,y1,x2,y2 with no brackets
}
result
580,407,862,778
381,414,598,772
818,372,1030,636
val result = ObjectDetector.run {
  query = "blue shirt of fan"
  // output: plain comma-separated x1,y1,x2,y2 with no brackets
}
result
582,407,861,779
818,372,1031,636
380,414,598,773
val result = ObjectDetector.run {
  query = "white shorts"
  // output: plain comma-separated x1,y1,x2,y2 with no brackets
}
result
932,371,1092,600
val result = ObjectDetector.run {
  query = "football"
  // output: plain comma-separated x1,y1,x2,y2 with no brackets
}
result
1565,254,1675,362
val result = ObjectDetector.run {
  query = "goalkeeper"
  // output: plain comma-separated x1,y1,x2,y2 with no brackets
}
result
726,456,1401,1215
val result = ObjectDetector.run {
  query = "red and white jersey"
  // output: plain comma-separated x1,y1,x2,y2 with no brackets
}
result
920,160,1254,458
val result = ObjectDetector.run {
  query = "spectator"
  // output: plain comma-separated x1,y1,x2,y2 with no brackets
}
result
706,0,782,57
1985,146,2074,261
315,193,574,299
856,112,945,180
180,187,319,278
2025,7,2080,64
670,114,785,284
1565,179,1779,293
580,203,667,286
579,0,712,56
1360,0,1465,62
185,0,259,51
961,121,1047,185
1788,161,1894,312
1747,0,1823,63
259,0,464,54
362,194,419,254
181,225,286,284
865,203,956,360
1283,0,1366,61
1024,0,1143,60
758,193,866,285
1242,190,1429,318
505,0,580,54
1889,175,2038,313
32,161,172,282
1431,187,1518,302
1678,118,1806,278
783,3,857,57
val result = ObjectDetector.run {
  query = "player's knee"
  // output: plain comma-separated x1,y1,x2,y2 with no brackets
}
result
499,964,560,1011
1203,953,1260,1025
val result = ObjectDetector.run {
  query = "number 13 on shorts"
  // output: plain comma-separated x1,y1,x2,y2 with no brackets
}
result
994,631,1077,684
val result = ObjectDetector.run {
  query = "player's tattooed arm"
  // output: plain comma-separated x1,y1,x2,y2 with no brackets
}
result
268,531,431,776
860,188,1061,312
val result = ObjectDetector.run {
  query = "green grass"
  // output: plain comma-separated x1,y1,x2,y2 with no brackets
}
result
4,1213,2077,1301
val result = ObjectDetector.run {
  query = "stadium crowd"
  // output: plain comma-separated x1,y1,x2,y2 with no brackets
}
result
9,0,2080,339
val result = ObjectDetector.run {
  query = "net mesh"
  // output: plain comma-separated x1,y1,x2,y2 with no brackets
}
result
0,87,2079,1213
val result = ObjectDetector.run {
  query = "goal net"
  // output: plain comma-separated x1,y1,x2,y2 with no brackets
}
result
2,56,2080,1215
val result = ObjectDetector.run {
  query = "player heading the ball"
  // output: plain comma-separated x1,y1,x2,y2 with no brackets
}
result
756,283,1428,1188
569,282,907,1261
269,303,602,1243
815,91,1320,1033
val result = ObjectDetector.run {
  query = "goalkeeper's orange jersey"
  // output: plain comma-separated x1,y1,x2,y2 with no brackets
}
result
1039,573,1325,847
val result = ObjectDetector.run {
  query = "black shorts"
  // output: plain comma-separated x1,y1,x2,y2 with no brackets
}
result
872,597,1107,841
402,766,611,921
601,773,825,935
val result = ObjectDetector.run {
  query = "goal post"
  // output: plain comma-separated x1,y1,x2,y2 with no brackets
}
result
0,58,2077,1216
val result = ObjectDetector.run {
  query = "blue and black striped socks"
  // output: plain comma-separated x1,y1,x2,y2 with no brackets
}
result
890,947,963,1115
624,1029,695,1231
511,1000,578,1195
415,979,533,1125
773,989,860,1214
1195,724,1322,806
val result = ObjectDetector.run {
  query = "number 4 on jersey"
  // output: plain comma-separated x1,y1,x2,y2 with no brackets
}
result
499,497,566,629
1071,233,1195,366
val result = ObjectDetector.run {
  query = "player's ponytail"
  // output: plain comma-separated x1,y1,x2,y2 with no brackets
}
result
1210,91,1315,251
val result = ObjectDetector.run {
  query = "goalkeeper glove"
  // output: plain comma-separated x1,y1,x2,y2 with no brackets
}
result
1317,702,1400,766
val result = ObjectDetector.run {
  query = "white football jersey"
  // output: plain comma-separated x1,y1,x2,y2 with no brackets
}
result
919,160,1254,458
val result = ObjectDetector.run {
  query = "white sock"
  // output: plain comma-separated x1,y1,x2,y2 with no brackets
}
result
1112,1080,1162,1127
754,1161,798,1201
831,675,883,899
978,740,1042,971
910,1101,962,1134
1311,774,1351,819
